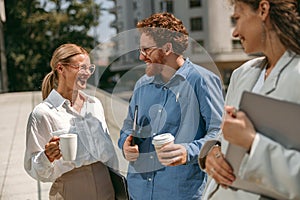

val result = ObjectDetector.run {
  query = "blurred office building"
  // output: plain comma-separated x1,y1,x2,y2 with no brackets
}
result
104,0,252,91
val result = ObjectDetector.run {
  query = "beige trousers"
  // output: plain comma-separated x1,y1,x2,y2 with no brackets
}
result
49,162,115,200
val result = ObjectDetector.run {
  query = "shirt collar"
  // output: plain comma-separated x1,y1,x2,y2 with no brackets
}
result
174,57,190,79
45,89,95,109
151,58,190,84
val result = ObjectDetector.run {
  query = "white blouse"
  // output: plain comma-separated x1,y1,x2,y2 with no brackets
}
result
251,67,266,93
24,89,117,182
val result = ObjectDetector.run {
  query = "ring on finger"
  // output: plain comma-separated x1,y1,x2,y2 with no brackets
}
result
210,167,216,174
232,108,238,117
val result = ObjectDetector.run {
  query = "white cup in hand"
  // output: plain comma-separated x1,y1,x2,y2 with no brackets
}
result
59,133,77,161
152,133,175,151
50,130,78,161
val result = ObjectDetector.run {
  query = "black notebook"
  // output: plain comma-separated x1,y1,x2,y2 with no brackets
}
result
108,168,129,200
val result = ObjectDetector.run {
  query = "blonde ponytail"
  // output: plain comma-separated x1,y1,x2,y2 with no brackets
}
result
41,71,58,100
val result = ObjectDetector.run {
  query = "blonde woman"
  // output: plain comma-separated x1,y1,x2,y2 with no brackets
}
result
24,43,117,199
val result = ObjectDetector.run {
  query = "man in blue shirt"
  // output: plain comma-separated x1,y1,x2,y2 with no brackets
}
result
118,12,224,200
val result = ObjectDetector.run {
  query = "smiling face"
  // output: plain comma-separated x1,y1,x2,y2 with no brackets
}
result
232,2,263,54
60,53,92,91
139,33,166,77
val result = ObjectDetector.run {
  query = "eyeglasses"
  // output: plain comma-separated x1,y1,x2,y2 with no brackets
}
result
139,46,158,57
66,63,96,74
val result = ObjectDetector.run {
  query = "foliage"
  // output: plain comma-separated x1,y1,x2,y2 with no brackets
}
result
4,0,101,91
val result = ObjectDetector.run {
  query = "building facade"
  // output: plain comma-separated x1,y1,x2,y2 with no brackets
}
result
107,0,252,88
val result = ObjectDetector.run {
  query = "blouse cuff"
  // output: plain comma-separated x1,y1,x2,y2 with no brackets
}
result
239,133,260,177
198,140,221,170
34,151,55,169
248,133,260,158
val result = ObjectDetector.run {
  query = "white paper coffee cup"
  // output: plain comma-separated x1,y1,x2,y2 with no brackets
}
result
152,133,175,149
59,133,77,161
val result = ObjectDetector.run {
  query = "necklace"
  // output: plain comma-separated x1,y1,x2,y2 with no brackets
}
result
264,63,272,80
71,94,85,113
265,70,270,79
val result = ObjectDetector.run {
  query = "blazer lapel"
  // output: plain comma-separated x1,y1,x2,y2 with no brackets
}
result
260,51,296,95
226,58,265,108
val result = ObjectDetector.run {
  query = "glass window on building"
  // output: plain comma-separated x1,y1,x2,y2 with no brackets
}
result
232,39,243,49
191,40,205,54
134,18,138,26
160,0,173,13
222,68,234,93
189,0,202,8
133,2,137,10
190,17,203,31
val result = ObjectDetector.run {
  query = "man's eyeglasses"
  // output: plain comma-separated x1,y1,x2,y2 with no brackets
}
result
139,46,158,57
66,63,96,74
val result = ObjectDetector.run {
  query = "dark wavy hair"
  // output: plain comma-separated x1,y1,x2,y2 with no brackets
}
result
136,12,189,55
230,0,300,54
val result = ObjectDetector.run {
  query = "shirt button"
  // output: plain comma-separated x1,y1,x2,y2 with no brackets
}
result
150,155,153,159
148,178,152,182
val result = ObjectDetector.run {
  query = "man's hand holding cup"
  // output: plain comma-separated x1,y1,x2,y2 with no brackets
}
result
152,133,187,166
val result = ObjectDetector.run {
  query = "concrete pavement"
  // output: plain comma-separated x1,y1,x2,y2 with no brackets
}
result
0,90,129,200
0,92,51,200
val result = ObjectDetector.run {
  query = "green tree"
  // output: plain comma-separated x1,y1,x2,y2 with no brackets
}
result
4,0,101,91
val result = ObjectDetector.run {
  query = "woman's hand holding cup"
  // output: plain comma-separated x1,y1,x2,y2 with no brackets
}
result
45,136,62,162
45,130,78,162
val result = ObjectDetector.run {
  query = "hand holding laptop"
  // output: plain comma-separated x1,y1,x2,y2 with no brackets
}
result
223,105,256,153
223,91,300,199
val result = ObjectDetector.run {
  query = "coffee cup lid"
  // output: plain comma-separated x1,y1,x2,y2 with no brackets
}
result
152,133,175,146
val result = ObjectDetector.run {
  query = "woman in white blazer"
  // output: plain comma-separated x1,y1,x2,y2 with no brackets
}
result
198,0,300,199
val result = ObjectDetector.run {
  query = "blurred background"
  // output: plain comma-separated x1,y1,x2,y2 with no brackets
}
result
0,1,300,199
1,0,299,96
2,0,292,96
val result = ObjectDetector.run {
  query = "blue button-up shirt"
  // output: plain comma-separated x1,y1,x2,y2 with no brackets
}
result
118,59,224,200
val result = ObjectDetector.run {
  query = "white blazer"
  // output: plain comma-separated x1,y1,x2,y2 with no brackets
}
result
200,51,300,200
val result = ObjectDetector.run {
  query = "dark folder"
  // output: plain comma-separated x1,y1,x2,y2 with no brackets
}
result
108,168,129,200
225,91,300,199
240,91,300,151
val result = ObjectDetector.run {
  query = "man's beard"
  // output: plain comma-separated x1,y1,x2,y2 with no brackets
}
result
145,51,165,77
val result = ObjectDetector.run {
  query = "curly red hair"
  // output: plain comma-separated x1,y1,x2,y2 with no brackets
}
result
137,12,189,55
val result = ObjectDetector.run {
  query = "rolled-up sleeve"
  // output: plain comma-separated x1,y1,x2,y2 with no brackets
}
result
186,74,224,164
